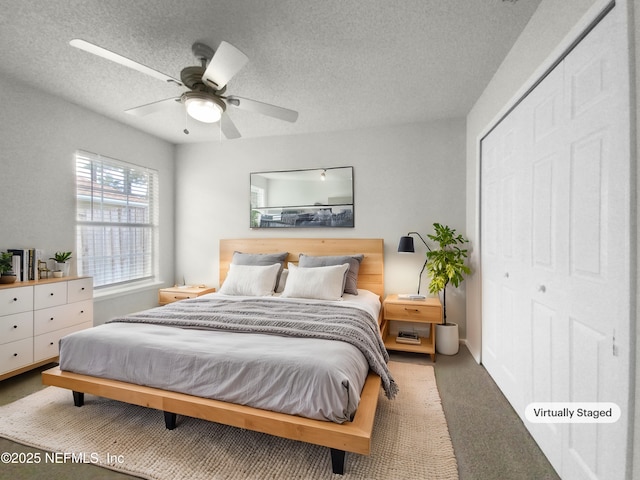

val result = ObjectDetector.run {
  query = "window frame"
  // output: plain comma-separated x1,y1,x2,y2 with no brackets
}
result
75,150,160,289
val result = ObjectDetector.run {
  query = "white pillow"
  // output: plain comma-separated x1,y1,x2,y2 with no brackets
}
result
281,262,349,301
219,263,280,296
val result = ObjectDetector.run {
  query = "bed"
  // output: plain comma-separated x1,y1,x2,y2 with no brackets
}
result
42,238,389,474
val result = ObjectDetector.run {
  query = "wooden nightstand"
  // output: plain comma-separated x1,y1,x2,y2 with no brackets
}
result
158,286,216,305
381,294,443,361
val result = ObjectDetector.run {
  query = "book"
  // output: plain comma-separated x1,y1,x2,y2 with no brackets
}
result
7,249,27,281
397,293,426,300
32,249,45,280
396,336,421,345
7,248,44,281
396,331,421,345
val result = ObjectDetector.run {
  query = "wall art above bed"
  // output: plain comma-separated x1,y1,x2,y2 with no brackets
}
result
250,166,354,228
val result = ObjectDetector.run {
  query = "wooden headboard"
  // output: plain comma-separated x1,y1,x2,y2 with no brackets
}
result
220,238,384,298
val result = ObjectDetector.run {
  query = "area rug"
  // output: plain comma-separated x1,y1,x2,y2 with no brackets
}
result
0,362,458,479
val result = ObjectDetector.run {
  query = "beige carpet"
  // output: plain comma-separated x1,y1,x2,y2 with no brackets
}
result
0,362,457,479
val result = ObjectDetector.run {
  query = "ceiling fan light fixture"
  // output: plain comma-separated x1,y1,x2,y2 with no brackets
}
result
182,92,224,123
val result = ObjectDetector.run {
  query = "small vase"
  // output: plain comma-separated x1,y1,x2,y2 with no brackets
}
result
56,262,70,277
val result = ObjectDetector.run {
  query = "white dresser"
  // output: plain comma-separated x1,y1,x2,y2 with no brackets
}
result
0,276,93,380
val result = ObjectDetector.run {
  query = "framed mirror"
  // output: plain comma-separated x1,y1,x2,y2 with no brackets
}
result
250,166,354,228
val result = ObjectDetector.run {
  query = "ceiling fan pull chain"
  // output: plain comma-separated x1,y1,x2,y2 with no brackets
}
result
183,108,189,135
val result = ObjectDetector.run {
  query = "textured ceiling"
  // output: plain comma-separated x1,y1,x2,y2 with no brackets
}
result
0,0,541,144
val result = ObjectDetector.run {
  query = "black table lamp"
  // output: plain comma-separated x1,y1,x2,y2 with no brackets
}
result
398,232,431,295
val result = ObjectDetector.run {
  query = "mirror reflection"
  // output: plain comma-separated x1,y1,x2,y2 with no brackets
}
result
250,167,354,228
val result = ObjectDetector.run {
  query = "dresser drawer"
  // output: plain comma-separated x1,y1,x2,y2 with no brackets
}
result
0,311,33,344
34,282,68,309
33,300,93,335
34,321,92,362
0,286,34,316
384,303,441,323
67,277,93,303
0,338,33,375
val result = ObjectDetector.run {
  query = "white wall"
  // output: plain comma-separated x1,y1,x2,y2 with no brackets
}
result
0,74,176,324
174,119,469,333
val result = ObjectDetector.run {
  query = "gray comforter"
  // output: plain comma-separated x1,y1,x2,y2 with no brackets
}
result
59,294,396,423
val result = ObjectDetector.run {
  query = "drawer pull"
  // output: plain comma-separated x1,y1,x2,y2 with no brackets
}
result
12,297,17,302
50,317,54,321
13,325,17,329
13,353,18,357
50,342,54,346
404,308,420,312
174,295,189,300
50,293,54,296
81,287,85,291
80,310,84,314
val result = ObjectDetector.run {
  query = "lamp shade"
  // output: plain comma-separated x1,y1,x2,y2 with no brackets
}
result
185,97,222,123
397,236,415,253
182,91,225,123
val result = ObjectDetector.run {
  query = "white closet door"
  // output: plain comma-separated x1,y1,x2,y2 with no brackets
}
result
481,6,630,479
523,60,569,472
480,106,530,412
556,8,630,480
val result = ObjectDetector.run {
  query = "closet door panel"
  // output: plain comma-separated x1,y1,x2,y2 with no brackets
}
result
531,154,556,269
481,110,528,409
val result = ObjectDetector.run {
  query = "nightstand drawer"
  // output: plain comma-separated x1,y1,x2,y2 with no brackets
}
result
159,291,198,304
384,303,441,322
158,286,216,305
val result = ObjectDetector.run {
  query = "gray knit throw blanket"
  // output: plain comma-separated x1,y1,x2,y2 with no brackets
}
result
108,297,398,399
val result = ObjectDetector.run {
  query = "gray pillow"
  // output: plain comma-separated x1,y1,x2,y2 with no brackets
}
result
232,251,288,291
298,253,364,295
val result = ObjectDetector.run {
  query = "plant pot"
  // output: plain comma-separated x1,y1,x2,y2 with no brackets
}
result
0,274,17,284
436,323,459,355
55,262,70,277
52,271,63,278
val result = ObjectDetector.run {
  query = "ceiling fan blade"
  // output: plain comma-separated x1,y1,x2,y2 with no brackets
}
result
125,97,181,117
202,41,248,91
220,113,242,139
226,96,298,123
70,39,183,87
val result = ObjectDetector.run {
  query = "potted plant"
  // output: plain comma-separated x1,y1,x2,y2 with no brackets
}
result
0,251,17,284
426,223,471,355
50,251,72,277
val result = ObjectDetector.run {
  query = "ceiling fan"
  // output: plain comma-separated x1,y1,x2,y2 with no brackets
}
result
69,39,298,139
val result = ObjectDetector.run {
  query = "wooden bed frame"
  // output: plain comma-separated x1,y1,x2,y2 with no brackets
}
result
42,238,385,475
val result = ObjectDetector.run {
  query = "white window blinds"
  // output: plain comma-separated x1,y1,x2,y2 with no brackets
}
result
75,151,159,288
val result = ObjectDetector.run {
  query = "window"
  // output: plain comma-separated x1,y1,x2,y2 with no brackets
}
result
250,184,265,209
250,185,266,227
75,151,159,288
